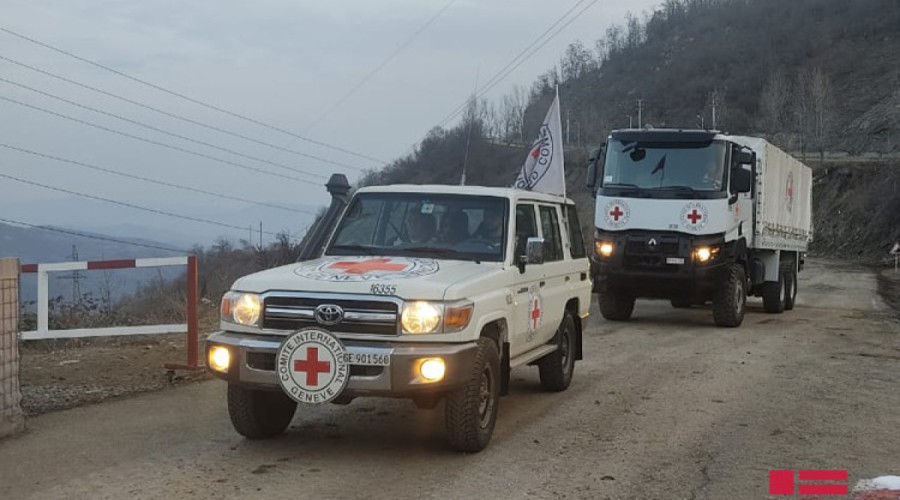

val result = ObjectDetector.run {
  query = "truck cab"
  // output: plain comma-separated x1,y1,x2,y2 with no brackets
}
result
587,129,812,327
206,185,591,452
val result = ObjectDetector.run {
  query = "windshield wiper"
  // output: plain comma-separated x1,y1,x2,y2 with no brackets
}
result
328,244,380,255
400,246,465,258
604,182,640,189
655,185,700,198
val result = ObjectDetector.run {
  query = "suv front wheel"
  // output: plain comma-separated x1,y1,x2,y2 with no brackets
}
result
445,337,500,452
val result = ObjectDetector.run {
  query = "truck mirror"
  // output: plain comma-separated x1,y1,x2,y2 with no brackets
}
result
524,237,545,266
586,144,605,192
736,150,753,165
731,164,753,194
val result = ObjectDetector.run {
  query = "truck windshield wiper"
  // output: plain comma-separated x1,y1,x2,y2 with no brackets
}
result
603,182,640,189
656,185,700,197
327,244,381,255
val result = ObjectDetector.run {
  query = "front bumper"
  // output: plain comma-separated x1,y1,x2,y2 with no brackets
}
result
591,230,732,299
206,331,479,398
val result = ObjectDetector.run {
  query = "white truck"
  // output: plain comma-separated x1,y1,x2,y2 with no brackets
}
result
206,185,592,451
586,129,813,327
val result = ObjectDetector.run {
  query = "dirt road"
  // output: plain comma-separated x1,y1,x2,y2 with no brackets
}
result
1,259,898,499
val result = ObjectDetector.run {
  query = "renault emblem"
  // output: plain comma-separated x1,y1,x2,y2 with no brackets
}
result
314,304,344,325
648,238,659,250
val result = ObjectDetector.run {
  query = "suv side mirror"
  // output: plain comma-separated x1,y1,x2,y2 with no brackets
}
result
521,237,545,267
585,144,605,193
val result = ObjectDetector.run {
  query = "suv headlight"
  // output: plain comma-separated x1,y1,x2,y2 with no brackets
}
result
221,291,261,326
401,301,474,334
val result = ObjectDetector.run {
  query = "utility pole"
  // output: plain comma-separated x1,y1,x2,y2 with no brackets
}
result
626,115,633,128
637,99,644,129
697,114,704,129
259,221,263,248
566,108,571,144
58,245,82,305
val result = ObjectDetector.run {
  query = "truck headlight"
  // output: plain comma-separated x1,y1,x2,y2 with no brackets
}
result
693,245,721,263
595,240,614,257
221,291,261,326
401,301,441,334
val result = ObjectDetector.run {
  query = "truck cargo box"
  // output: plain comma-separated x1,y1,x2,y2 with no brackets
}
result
730,136,813,251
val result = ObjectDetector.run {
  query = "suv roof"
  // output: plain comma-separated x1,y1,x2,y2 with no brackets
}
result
355,184,574,205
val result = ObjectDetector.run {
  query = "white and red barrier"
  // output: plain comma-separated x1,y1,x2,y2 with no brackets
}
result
20,256,200,368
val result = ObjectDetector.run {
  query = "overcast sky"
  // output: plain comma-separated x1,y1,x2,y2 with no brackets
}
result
1,0,659,244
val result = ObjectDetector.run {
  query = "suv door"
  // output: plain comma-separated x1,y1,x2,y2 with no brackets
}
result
535,203,568,344
510,203,545,357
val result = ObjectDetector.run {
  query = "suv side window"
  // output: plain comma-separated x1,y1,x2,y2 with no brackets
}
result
566,204,587,259
538,205,563,262
514,203,538,261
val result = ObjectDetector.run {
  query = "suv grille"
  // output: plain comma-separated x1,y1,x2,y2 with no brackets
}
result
262,294,399,335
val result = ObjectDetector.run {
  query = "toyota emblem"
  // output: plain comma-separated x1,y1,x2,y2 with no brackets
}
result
314,304,344,326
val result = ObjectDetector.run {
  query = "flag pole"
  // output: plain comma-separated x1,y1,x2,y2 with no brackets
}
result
556,85,566,199
461,65,480,186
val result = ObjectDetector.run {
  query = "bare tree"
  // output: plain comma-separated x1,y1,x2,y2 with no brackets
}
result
499,85,527,145
792,70,813,160
809,67,834,163
705,87,727,130
759,69,790,133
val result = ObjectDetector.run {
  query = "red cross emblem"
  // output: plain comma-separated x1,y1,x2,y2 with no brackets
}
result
609,206,625,221
293,346,331,386
329,258,408,275
530,298,541,331
687,209,703,224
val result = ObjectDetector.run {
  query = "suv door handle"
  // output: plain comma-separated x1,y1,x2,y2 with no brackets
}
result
517,287,528,294
539,281,546,287
565,276,571,282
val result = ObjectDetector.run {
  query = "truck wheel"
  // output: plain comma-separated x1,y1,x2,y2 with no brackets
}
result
538,312,576,392
598,289,635,321
670,298,693,309
227,384,297,439
445,337,500,452
784,269,798,311
761,271,787,313
712,264,746,327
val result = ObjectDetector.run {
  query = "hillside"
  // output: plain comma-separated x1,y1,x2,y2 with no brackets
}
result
363,0,900,261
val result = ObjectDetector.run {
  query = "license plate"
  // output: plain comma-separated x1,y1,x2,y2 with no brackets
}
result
344,352,391,366
666,257,685,264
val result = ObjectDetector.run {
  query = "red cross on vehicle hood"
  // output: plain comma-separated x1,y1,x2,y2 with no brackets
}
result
231,255,506,301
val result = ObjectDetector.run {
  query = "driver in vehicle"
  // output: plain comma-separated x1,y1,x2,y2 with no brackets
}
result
399,211,437,246
473,209,504,241
438,210,470,244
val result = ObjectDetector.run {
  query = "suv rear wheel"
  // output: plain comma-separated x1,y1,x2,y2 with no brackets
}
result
538,311,576,392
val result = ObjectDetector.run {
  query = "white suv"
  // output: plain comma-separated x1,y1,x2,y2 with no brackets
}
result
206,185,592,452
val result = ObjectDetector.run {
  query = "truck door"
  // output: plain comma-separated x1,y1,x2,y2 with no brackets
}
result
536,204,567,344
510,203,545,356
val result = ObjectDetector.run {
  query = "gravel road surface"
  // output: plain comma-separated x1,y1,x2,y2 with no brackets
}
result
1,259,898,499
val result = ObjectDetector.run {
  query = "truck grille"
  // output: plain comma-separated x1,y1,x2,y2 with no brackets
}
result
624,234,681,272
262,293,400,335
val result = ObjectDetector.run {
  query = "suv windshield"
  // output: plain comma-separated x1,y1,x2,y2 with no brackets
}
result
602,139,727,192
326,193,508,262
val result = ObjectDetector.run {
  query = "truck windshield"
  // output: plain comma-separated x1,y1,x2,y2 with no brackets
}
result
326,193,508,262
602,140,727,192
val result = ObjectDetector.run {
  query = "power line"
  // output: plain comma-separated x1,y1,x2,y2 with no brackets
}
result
437,0,598,130
0,77,357,178
0,171,280,236
0,54,377,173
301,0,457,133
0,217,190,254
0,94,319,185
0,25,387,165
0,142,318,215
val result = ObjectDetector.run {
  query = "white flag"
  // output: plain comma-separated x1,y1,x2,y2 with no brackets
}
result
514,90,565,196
